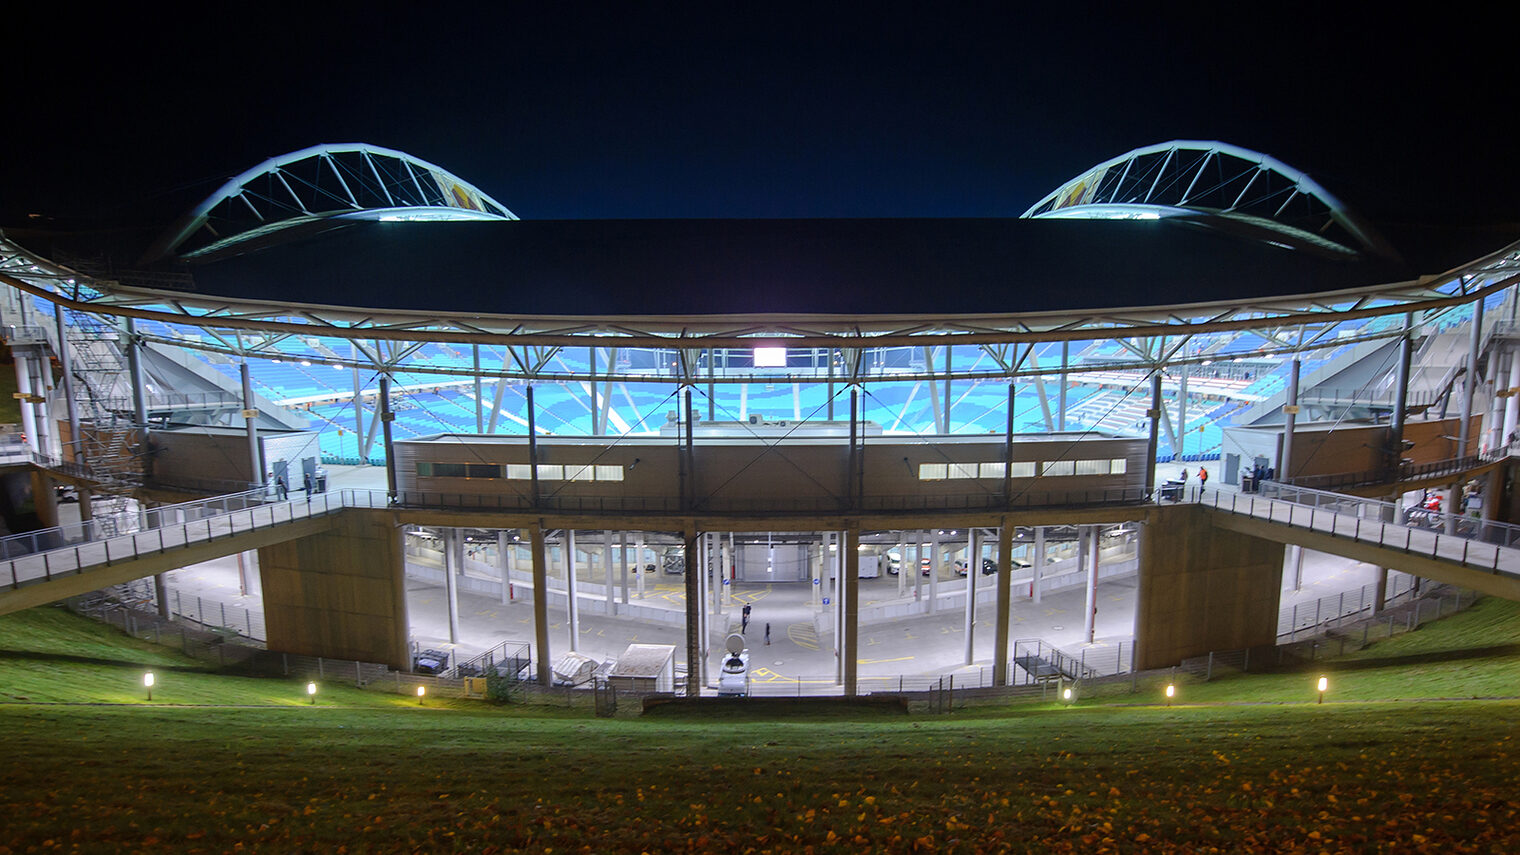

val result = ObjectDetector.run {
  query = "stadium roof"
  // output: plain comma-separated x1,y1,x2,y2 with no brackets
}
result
166,216,1414,317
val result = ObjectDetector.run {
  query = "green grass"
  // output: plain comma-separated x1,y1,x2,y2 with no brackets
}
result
1,602,1518,852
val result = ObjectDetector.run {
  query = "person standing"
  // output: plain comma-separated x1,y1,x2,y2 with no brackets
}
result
742,602,751,633
764,622,771,645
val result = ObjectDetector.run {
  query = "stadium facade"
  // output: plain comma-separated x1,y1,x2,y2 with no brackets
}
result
3,140,1518,695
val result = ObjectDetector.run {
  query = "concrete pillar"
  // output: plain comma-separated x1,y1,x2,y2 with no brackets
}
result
928,529,940,614
843,525,859,697
1287,544,1304,591
635,533,646,598
619,532,630,605
811,538,823,607
1458,295,1484,457
1057,342,1069,432
12,351,38,454
1032,526,1045,604
1487,349,1506,451
1145,370,1163,497
498,531,512,604
241,362,261,488
1388,314,1414,476
530,524,550,686
603,531,615,616
1504,349,1520,445
683,523,700,697
897,531,908,598
833,533,844,684
1084,526,1101,643
565,530,579,652
963,528,979,665
1282,358,1300,480
379,375,396,502
442,529,461,644
1374,567,1390,614
993,523,1012,687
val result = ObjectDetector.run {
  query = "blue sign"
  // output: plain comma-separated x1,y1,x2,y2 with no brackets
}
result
822,597,830,605
813,578,821,585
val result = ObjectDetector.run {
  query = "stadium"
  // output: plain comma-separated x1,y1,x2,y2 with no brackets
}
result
2,139,1518,697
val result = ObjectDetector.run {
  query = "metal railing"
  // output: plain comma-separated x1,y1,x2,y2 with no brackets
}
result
1200,483,1520,576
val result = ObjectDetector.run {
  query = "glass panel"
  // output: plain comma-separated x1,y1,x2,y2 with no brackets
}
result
919,463,947,480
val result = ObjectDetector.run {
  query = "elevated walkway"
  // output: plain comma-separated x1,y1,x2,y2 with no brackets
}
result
1199,483,1520,599
0,490,350,615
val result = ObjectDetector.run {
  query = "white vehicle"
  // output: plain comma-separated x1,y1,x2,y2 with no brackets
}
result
716,633,750,697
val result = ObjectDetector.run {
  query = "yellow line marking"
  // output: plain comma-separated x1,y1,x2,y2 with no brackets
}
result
857,656,913,665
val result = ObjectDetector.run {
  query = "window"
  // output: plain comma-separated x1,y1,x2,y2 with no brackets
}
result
1042,460,1075,477
918,463,948,480
416,462,433,477
595,465,624,481
1111,458,1128,475
536,464,563,480
506,464,533,479
948,463,978,479
1075,459,1108,476
565,465,595,482
979,462,1006,478
1008,461,1036,478
418,462,500,479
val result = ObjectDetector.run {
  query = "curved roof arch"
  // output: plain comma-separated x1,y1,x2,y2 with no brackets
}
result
1022,141,1396,260
143,143,517,262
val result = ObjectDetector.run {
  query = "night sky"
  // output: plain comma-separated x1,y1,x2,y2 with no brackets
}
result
4,5,1515,231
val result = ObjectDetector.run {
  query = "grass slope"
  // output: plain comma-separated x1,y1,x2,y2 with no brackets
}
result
0,602,1517,853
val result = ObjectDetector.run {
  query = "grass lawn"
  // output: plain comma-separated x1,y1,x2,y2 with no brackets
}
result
1,603,1518,852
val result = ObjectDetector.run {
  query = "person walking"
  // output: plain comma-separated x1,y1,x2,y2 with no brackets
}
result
1198,466,1209,490
742,602,751,633
764,622,771,645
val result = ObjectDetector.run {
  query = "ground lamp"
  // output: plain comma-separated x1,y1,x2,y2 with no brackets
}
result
1165,683,1175,706
144,672,155,702
1316,675,1328,704
307,682,317,704
417,685,426,705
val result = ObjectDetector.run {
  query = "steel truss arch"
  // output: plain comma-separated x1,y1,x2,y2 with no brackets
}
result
144,144,517,262
1023,141,1396,259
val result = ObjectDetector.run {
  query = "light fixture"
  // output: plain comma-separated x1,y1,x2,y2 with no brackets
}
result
307,682,317,704
1316,675,1328,704
1165,684,1175,705
144,672,155,701
417,685,427,705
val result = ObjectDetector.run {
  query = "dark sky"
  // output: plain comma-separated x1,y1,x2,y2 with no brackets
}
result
4,5,1514,230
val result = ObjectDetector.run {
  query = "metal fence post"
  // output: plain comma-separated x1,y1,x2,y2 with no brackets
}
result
1206,651,1214,681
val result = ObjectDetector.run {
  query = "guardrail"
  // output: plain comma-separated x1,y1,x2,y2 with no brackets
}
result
1201,483,1520,576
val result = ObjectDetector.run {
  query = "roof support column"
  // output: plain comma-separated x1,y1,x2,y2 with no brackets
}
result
843,524,859,697
1145,369,1162,499
1459,295,1484,458
683,520,701,697
1058,341,1069,432
379,375,396,503
241,361,262,489
1388,314,1414,477
1282,358,1301,480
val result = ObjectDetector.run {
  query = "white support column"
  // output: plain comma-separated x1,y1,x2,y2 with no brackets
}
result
1084,527,1101,644
719,536,732,613
635,533,646,598
619,532,630,605
443,529,461,645
963,528,979,666
1287,544,1304,591
565,530,579,652
833,532,844,685
811,538,823,607
897,531,907,598
498,530,512,604
603,531,615,616
1505,350,1520,445
1032,526,1045,604
928,530,940,614
1079,528,1096,643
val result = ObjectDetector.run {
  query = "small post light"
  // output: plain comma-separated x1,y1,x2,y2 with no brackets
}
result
144,672,155,702
307,682,317,704
1316,675,1328,704
417,685,427,705
1165,683,1175,706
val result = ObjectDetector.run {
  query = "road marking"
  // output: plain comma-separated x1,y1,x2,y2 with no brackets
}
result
857,656,913,665
787,623,820,650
